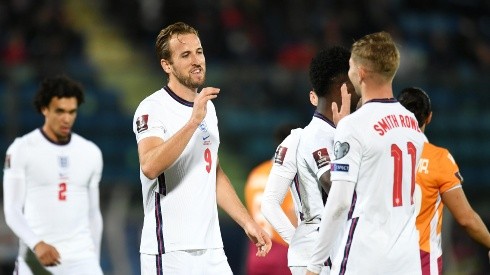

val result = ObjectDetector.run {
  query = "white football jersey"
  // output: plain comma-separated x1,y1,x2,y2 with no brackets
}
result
3,129,103,261
290,112,335,267
269,128,303,214
133,86,223,255
329,99,426,274
263,128,303,245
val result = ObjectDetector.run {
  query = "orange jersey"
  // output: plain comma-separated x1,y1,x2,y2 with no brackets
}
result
415,142,463,274
245,160,296,246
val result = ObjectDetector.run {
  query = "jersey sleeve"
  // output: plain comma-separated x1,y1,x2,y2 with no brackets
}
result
2,138,42,250
269,129,302,180
133,100,166,143
437,149,463,194
330,120,361,183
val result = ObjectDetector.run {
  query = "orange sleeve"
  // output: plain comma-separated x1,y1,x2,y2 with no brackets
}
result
244,160,293,246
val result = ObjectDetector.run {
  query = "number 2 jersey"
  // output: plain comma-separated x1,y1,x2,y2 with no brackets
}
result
3,129,103,261
329,99,427,274
133,86,223,255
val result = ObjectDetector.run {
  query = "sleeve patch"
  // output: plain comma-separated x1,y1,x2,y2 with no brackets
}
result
4,154,10,169
274,146,288,165
334,141,350,160
136,114,149,133
313,148,330,169
331,163,349,172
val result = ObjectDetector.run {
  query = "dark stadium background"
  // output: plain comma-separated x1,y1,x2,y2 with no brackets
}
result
1,0,489,274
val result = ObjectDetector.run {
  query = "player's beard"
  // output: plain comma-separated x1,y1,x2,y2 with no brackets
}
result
174,68,206,89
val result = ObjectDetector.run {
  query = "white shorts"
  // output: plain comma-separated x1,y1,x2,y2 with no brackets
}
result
290,266,330,275
140,248,232,275
15,256,103,275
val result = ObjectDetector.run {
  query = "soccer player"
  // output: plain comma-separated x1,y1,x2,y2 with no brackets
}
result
307,31,427,275
132,22,271,275
397,87,490,274
262,46,359,275
3,75,104,274
244,124,300,275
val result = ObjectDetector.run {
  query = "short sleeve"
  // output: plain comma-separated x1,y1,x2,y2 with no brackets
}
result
437,150,462,194
133,100,166,143
330,120,361,183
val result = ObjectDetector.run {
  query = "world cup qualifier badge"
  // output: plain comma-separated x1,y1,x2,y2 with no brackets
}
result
274,146,288,165
136,114,149,133
313,148,330,169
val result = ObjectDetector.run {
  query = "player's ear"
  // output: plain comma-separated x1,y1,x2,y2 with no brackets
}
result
41,106,49,116
160,59,171,73
426,111,433,126
309,91,318,107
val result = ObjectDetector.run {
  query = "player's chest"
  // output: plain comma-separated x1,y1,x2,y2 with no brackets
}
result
24,148,92,187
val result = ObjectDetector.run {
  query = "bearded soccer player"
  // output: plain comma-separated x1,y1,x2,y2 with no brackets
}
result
133,22,271,275
3,75,104,274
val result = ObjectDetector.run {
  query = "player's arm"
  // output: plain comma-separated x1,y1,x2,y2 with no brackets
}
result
319,170,332,194
261,172,296,244
306,180,355,275
138,88,219,179
88,147,103,261
442,187,490,249
3,144,60,266
216,159,272,256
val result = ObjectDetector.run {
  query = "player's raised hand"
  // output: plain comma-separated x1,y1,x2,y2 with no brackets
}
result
332,83,352,126
243,220,272,257
190,87,220,125
34,241,61,266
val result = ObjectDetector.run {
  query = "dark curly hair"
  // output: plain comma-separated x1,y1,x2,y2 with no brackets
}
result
309,46,351,97
397,87,431,126
33,75,85,113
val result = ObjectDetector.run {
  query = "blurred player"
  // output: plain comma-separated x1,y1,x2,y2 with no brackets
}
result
397,87,490,274
133,22,271,275
307,31,427,275
3,75,104,274
244,124,299,275
262,46,358,275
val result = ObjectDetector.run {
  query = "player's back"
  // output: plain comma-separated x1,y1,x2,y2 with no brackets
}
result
415,142,462,274
331,99,426,274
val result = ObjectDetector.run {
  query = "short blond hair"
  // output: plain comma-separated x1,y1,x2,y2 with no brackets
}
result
351,31,400,81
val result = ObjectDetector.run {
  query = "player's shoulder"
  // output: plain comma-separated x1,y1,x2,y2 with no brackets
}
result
135,88,166,110
8,129,41,148
422,142,452,160
70,133,102,154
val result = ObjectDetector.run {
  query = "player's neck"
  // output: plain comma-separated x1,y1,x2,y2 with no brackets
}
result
361,84,394,103
167,81,198,102
315,99,333,122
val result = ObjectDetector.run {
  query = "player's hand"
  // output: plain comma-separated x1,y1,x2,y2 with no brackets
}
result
190,87,220,125
34,241,61,266
243,221,272,257
332,83,352,126
305,271,319,275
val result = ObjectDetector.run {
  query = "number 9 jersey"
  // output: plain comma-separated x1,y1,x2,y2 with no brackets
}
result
133,86,223,255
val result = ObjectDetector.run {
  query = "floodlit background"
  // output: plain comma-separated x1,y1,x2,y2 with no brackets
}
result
1,0,489,274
